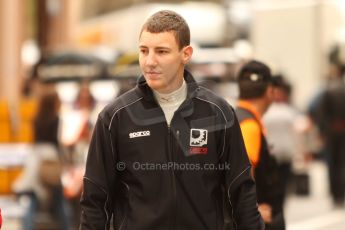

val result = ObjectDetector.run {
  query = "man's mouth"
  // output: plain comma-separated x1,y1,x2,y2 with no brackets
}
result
145,72,160,78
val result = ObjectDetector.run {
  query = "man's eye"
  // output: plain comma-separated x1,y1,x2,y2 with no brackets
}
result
158,50,168,54
140,49,148,54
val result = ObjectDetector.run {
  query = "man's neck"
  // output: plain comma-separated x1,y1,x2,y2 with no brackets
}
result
241,98,269,117
154,80,186,104
153,80,187,126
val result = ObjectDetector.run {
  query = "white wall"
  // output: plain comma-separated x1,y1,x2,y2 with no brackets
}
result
251,0,345,110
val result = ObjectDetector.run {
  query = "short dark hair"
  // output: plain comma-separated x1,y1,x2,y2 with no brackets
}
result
237,60,272,99
272,74,292,96
140,10,190,50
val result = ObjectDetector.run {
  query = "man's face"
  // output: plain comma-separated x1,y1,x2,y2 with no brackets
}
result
139,30,192,94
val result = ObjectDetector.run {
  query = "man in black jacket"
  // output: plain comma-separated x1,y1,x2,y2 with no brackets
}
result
80,10,263,230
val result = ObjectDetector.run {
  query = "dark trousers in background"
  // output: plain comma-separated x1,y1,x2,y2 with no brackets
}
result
328,135,345,205
22,187,71,230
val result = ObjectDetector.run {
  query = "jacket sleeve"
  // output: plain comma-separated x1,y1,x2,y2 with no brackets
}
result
223,112,264,230
80,115,118,230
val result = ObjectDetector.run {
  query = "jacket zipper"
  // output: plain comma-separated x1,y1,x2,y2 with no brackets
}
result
168,126,177,230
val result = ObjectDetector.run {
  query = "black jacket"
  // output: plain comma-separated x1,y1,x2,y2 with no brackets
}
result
80,71,263,230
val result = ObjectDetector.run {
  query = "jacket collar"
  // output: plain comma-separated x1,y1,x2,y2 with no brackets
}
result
135,69,200,102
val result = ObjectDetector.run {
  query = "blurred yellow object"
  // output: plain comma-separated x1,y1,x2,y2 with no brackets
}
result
0,101,9,119
0,167,22,194
14,98,38,143
0,123,11,142
76,28,103,46
0,100,11,142
116,52,139,66
113,52,138,72
19,98,38,119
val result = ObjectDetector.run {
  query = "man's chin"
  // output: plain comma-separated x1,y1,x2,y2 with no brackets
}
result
146,81,162,91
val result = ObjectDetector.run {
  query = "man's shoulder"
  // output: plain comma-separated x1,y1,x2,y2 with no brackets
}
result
196,86,235,121
196,86,234,109
99,87,142,121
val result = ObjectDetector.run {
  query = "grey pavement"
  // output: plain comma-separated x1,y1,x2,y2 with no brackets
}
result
286,161,345,230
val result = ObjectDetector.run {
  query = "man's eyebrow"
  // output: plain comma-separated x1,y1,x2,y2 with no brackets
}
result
138,46,171,51
155,46,171,50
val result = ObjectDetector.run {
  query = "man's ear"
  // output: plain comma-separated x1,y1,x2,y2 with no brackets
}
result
182,45,193,64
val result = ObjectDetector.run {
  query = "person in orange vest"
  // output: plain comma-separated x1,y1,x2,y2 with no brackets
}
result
235,60,285,229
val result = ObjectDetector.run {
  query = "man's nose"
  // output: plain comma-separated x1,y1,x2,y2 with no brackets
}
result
146,52,157,66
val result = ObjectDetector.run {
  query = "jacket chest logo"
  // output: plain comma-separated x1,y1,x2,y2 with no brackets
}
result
129,130,151,139
189,129,208,155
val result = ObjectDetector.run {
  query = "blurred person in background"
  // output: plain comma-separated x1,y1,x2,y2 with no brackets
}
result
66,81,96,162
73,81,96,113
34,89,61,146
263,75,302,205
80,10,263,230
62,81,96,229
310,50,345,207
13,89,71,230
235,60,285,229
